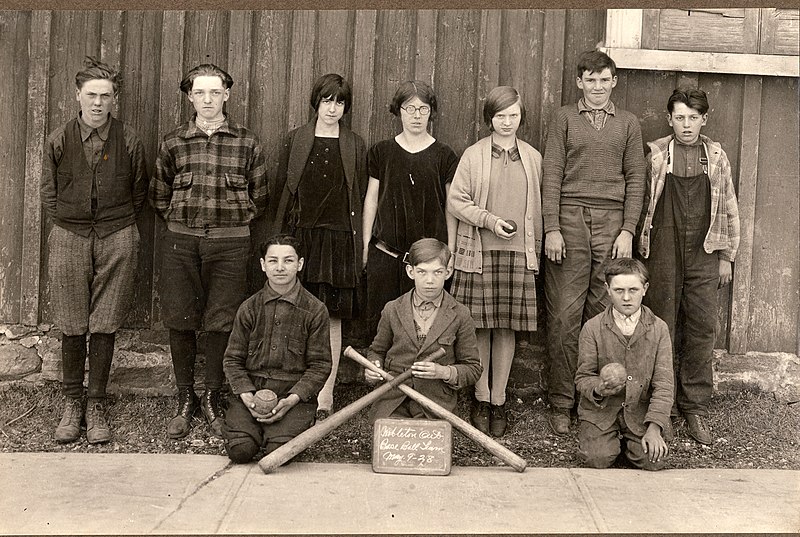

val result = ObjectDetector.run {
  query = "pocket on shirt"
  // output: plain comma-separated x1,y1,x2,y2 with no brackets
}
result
284,337,307,373
170,172,193,208
225,173,249,205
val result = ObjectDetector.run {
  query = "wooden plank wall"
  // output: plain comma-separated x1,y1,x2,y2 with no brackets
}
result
2,9,798,354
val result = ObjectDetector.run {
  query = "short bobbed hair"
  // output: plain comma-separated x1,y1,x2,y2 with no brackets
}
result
75,56,121,93
179,64,234,94
667,87,709,115
603,257,649,286
576,49,617,78
406,238,450,267
483,86,526,131
310,73,352,114
389,80,438,121
259,234,301,259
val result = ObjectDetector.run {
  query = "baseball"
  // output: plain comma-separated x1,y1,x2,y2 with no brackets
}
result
251,389,278,415
504,219,517,233
599,362,627,389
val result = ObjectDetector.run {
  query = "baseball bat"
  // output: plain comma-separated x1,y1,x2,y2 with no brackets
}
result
258,347,446,474
345,347,527,473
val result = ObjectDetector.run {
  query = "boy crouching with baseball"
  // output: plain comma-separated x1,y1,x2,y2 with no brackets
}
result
222,234,332,463
575,258,674,470
365,238,482,421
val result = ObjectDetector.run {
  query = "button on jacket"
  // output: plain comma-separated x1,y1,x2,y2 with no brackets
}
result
575,305,674,436
223,280,332,403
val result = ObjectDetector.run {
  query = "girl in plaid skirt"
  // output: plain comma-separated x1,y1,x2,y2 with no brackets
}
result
447,86,543,437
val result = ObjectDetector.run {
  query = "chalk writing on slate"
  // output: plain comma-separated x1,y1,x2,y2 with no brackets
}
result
372,418,452,475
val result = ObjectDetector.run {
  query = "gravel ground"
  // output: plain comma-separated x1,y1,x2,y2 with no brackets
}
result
1,381,798,470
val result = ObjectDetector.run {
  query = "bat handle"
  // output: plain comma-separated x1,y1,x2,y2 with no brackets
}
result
344,346,446,380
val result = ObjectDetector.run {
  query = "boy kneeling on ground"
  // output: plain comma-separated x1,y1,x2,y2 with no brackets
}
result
365,238,482,421
575,257,674,470
222,234,332,463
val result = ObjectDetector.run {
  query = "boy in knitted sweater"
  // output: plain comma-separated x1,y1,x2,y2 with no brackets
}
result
542,50,646,435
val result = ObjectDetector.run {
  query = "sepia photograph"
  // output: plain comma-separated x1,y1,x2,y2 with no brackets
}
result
0,5,798,534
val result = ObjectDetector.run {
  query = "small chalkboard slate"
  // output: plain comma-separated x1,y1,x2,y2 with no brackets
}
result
372,418,452,476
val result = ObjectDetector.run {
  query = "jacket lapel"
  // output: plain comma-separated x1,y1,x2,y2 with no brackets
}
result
285,121,316,194
417,295,457,357
397,291,420,350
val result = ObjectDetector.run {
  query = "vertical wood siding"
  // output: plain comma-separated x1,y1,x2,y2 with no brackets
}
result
3,9,797,354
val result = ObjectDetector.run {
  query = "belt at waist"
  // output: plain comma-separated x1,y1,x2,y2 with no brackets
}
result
372,238,409,262
167,221,250,238
249,370,304,382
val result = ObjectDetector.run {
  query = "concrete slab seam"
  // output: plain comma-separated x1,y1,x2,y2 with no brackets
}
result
151,460,237,533
567,469,608,532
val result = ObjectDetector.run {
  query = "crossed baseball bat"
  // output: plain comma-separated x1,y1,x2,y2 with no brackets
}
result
258,346,527,473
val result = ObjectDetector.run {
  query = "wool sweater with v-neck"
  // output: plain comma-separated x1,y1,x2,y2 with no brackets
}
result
542,103,645,235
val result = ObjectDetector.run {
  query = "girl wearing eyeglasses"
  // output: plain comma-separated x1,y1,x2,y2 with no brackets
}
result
362,80,459,330
270,73,369,420
447,86,543,437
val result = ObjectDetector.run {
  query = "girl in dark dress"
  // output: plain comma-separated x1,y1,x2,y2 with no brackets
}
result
271,74,368,419
362,80,459,327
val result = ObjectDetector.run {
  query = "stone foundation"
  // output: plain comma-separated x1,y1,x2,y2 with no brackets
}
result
1,324,797,403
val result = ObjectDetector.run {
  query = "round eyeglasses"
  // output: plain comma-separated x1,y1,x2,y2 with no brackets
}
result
400,104,431,116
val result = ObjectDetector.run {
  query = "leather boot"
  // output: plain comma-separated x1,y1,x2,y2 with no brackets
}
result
55,397,84,443
490,403,508,437
470,401,491,435
201,389,224,437
86,400,112,444
168,387,199,439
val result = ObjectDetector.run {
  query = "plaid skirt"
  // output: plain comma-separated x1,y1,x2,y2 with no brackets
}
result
451,250,537,331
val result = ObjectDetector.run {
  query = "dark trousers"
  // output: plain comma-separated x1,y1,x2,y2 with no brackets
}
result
545,206,623,410
159,230,250,332
578,413,666,471
643,172,717,417
221,378,317,464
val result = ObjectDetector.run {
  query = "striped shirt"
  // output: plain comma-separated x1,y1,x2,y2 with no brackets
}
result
150,117,268,228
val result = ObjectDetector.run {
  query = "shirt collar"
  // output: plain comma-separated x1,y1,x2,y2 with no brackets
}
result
412,289,444,309
262,279,303,305
674,136,703,147
490,141,521,162
577,98,616,116
612,306,642,326
184,114,236,139
77,113,111,142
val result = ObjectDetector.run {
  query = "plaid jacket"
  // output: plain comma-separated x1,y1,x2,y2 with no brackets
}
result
638,134,740,262
150,117,267,228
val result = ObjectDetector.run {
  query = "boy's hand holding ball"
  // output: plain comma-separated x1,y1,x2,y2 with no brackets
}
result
596,362,627,397
251,389,279,415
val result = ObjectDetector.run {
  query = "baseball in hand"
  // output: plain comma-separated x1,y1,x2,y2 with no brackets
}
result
251,389,279,414
599,362,627,389
504,219,517,233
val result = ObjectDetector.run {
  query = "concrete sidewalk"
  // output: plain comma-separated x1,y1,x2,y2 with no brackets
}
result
0,453,797,534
